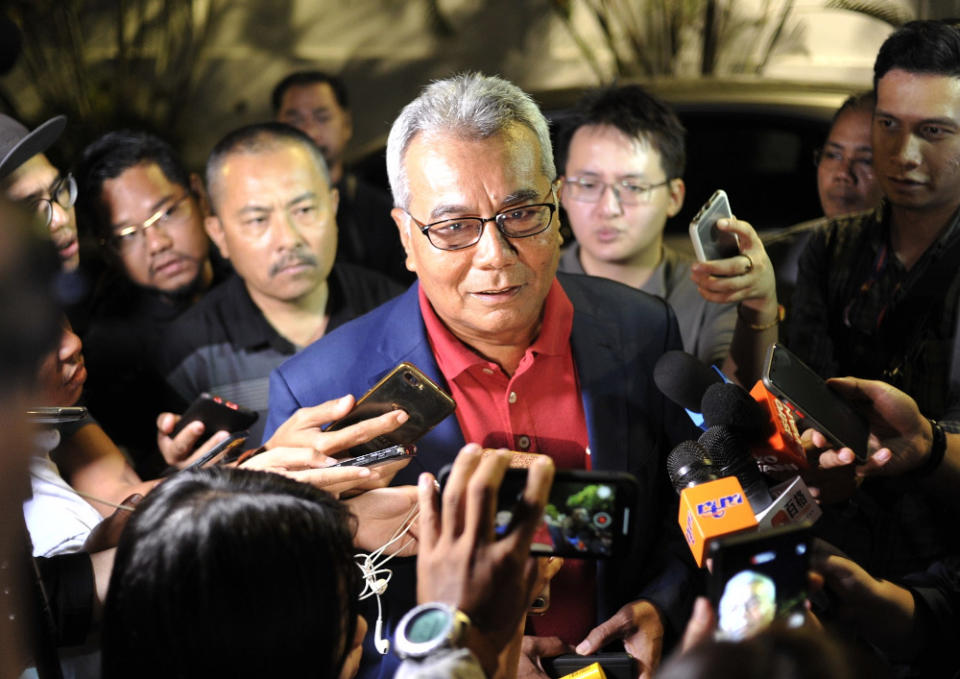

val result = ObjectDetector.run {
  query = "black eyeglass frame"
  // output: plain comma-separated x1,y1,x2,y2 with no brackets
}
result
33,172,77,228
404,186,559,251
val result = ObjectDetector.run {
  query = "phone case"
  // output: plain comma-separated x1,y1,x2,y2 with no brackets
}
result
170,392,259,438
325,362,456,456
330,444,416,468
689,189,740,262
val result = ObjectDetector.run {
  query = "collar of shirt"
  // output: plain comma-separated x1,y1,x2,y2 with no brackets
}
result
224,265,347,354
418,278,574,380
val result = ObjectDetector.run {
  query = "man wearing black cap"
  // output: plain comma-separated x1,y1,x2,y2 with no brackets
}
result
0,114,79,273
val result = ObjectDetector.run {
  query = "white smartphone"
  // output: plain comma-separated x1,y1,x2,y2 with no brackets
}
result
689,189,740,262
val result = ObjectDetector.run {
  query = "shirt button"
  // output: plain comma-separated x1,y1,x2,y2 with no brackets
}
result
482,368,494,375
518,435,530,450
508,391,517,404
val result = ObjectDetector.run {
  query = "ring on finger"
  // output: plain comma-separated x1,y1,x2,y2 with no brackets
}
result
741,253,754,274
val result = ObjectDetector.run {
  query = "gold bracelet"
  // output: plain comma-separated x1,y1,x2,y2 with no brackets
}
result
737,303,784,331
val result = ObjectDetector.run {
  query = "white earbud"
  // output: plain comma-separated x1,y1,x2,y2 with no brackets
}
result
374,618,390,654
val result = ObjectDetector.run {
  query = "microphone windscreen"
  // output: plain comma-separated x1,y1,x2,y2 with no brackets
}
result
701,382,770,440
667,440,716,491
698,425,772,512
654,350,723,412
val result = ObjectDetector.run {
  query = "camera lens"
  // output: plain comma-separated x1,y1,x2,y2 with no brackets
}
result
403,371,421,388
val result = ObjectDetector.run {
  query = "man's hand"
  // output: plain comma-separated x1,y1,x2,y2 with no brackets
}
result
690,218,778,317
156,412,231,468
807,377,931,477
517,636,573,679
416,443,555,677
345,485,420,554
265,394,408,454
239,447,395,497
575,600,665,679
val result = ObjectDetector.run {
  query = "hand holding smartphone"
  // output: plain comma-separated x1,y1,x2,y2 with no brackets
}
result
170,393,258,442
689,189,740,262
438,461,638,558
762,343,870,460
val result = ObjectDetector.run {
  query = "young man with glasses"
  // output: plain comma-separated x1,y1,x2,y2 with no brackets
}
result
0,114,80,273
557,86,779,384
74,130,222,476
265,73,702,679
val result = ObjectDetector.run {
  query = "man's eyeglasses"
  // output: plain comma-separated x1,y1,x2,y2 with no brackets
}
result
30,173,77,228
406,188,557,251
108,193,193,251
563,176,670,206
813,147,874,175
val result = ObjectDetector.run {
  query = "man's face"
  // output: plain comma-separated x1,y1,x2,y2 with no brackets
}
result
561,125,683,269
207,143,338,309
393,124,562,350
4,153,79,272
874,69,960,215
817,109,881,218
100,162,209,293
276,82,352,178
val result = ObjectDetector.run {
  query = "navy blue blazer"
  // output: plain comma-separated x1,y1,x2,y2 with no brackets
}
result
266,274,700,676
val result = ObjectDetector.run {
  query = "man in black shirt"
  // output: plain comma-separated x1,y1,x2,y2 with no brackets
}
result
159,123,401,445
272,70,412,284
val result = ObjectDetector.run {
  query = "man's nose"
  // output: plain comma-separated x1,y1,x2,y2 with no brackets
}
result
144,222,173,253
598,184,624,217
892,132,922,169
473,219,516,266
49,201,70,234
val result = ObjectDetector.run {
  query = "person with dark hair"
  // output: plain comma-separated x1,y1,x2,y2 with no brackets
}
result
785,18,960,653
75,130,223,476
266,72,701,679
157,122,401,449
272,70,412,284
816,92,882,220
557,85,779,385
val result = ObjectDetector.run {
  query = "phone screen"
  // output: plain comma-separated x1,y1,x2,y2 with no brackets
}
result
439,467,638,559
709,524,810,641
762,344,869,460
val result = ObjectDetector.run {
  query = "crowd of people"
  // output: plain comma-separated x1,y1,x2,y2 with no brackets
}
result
2,17,960,679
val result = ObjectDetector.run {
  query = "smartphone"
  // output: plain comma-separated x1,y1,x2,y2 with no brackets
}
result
762,343,869,460
689,189,740,262
324,362,455,457
170,393,259,442
542,653,636,679
709,523,811,642
328,444,416,469
438,465,638,559
181,430,249,471
26,406,87,424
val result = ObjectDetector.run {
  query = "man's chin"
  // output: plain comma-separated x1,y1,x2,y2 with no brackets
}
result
153,266,206,298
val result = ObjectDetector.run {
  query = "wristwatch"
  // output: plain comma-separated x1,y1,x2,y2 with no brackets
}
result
394,602,471,659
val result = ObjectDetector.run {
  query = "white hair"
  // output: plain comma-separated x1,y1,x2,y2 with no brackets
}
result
385,72,554,209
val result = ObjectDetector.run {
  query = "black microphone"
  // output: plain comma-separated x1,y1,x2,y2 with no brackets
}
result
667,440,718,492
654,351,724,430
698,425,773,513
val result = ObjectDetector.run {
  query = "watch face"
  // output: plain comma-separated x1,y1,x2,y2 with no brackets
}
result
408,607,451,643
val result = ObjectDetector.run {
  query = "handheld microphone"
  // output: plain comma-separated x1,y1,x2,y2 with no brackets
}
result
668,440,757,567
697,426,773,513
701,382,807,472
654,351,727,430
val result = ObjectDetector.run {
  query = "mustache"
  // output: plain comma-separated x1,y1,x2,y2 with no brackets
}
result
269,250,318,277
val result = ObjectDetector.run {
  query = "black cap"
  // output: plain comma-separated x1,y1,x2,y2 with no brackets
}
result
0,114,66,180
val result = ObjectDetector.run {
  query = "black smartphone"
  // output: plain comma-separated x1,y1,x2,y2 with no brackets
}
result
689,189,740,262
182,430,249,471
438,465,638,559
170,392,259,443
709,523,811,642
542,653,636,679
26,406,88,424
324,362,455,457
328,444,416,469
762,343,869,460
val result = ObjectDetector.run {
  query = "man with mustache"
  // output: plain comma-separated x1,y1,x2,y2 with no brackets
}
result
159,122,400,444
265,73,699,679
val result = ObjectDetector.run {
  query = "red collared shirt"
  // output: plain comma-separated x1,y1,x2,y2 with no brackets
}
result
419,279,595,644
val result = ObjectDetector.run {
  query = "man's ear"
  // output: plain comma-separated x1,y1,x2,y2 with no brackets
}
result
329,186,340,220
666,177,686,218
205,215,229,259
391,207,416,273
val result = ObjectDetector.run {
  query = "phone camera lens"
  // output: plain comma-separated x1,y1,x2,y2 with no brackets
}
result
403,371,421,388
